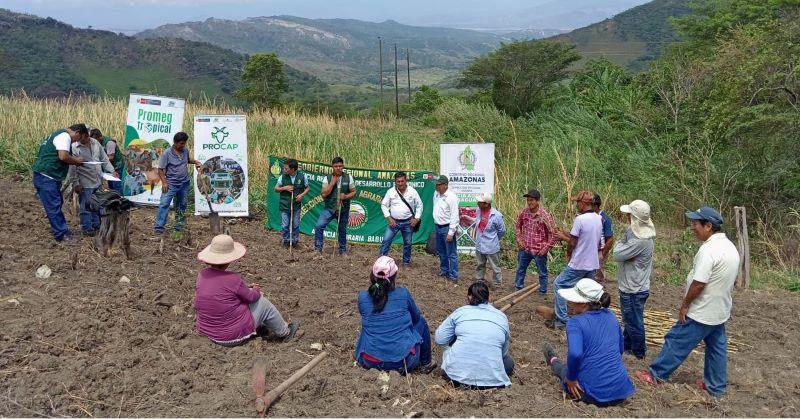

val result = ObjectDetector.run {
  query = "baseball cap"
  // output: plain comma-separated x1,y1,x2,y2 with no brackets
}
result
372,256,398,279
686,206,723,227
523,189,541,199
475,192,493,203
435,175,449,185
557,278,604,304
572,190,594,203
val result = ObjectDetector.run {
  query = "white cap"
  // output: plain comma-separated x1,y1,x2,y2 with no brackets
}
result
620,199,656,239
475,192,493,204
557,278,604,304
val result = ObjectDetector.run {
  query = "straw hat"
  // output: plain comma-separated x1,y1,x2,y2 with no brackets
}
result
198,234,246,265
620,199,656,239
557,278,604,304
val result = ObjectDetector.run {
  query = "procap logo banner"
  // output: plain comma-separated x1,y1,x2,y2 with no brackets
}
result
440,143,495,252
193,115,249,217
122,94,185,205
265,156,437,245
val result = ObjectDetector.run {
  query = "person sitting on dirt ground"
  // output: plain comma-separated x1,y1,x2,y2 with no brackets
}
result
636,207,739,398
314,156,356,257
355,256,437,374
613,199,656,360
593,194,615,283
542,278,635,406
460,193,506,287
153,132,202,237
542,190,603,329
69,127,118,236
32,124,88,243
435,281,513,389
195,234,299,347
275,158,309,248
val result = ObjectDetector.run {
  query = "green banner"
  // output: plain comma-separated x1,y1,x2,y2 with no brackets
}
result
266,156,437,245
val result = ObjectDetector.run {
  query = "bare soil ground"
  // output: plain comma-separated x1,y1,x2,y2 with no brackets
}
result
1,178,798,417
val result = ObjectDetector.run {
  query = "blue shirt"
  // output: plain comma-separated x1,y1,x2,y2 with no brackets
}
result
158,146,190,186
355,287,423,363
474,207,506,255
435,303,511,387
600,210,614,238
566,309,635,402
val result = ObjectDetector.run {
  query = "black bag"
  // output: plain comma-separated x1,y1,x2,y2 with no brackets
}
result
396,188,421,232
89,189,133,215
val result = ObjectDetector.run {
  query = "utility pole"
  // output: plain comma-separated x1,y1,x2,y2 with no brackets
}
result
394,43,399,118
406,48,411,103
378,37,383,117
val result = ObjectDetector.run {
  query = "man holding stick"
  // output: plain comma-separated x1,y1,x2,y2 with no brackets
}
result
637,207,739,398
275,159,309,248
514,189,556,295
314,156,356,256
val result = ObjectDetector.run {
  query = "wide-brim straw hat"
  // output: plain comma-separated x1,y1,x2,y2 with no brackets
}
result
198,234,247,265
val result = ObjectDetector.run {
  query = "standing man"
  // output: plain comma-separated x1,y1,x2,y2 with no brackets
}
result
90,128,124,193
514,189,556,295
69,129,117,235
314,156,356,256
461,193,506,287
613,199,656,360
275,159,309,248
380,171,423,266
433,175,460,282
593,194,615,283
546,190,603,329
154,132,202,235
637,207,739,398
32,124,87,242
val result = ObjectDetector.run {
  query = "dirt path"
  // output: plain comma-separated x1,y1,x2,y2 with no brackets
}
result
0,178,797,417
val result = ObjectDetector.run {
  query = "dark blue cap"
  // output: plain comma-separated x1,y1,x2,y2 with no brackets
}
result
686,206,723,227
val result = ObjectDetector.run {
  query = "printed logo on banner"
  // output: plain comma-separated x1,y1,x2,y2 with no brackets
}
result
270,160,282,177
203,127,237,150
348,203,368,228
458,145,477,171
212,127,229,143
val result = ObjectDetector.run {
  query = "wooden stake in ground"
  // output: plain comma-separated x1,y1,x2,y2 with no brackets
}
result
499,285,540,313
734,206,750,288
254,351,329,416
493,284,537,306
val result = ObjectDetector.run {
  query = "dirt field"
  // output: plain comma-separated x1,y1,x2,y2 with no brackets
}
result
1,177,798,417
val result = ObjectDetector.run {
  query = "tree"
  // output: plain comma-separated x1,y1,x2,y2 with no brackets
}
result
673,0,800,45
458,40,580,117
235,53,288,121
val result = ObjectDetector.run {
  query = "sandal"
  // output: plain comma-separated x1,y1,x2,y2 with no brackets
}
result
635,370,658,385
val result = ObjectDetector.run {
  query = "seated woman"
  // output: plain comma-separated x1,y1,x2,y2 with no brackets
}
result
542,278,635,406
195,234,298,346
355,256,437,374
435,281,513,389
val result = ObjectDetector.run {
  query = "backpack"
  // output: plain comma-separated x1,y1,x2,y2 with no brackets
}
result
89,189,134,215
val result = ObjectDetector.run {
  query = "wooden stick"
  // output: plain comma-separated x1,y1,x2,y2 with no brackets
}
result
493,284,537,306
499,285,540,313
264,351,328,410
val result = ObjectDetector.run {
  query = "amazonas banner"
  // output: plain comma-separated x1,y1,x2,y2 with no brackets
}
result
266,157,437,245
123,94,186,205
193,115,249,217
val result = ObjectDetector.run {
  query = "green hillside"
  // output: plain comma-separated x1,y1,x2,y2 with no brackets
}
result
553,0,692,71
0,8,327,101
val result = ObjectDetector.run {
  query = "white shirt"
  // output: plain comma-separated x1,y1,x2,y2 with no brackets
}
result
38,132,73,180
686,233,740,325
433,189,460,235
381,186,423,220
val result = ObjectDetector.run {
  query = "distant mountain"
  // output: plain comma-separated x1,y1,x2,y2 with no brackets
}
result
0,8,325,100
553,0,692,71
137,16,505,85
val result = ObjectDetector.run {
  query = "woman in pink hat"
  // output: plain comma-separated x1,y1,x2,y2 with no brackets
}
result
195,234,298,346
354,256,437,374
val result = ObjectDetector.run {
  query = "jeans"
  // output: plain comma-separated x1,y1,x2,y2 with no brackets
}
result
553,266,596,324
435,224,459,280
281,206,301,244
107,180,123,194
379,219,413,264
649,318,728,396
154,181,190,233
515,250,548,292
357,316,432,372
77,186,100,233
476,251,502,284
550,361,626,406
33,172,69,241
619,291,649,358
314,205,349,253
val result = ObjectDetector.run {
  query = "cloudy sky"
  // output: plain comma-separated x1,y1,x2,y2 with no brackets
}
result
0,0,649,33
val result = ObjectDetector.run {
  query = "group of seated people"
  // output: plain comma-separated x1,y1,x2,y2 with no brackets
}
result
193,234,634,406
